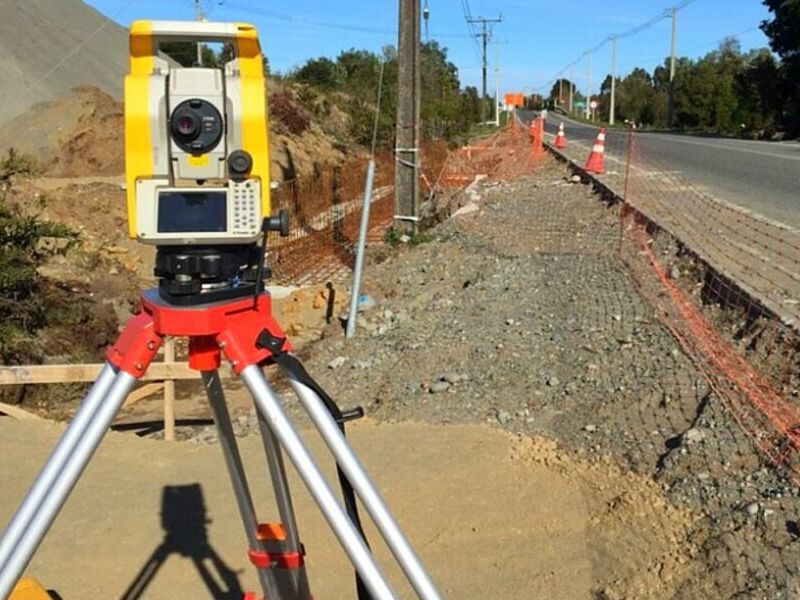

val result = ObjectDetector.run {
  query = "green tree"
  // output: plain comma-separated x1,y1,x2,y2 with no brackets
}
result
761,0,800,135
616,68,657,126
0,190,79,362
294,57,338,89
548,78,575,108
460,87,482,126
708,38,745,133
420,41,462,138
290,42,479,146
736,49,782,135
159,42,227,68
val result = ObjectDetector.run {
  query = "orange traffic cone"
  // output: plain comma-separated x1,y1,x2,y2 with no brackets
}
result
585,128,606,174
555,122,567,149
529,119,537,140
533,116,546,158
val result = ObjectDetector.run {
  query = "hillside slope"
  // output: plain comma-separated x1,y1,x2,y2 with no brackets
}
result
0,0,127,126
0,83,355,179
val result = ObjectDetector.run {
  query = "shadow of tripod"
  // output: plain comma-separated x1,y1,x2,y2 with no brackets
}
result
120,484,244,600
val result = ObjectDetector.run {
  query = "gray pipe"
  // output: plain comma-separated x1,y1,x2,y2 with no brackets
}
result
346,159,377,338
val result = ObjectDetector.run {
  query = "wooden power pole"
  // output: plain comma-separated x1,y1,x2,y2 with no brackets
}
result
395,0,421,234
467,15,502,124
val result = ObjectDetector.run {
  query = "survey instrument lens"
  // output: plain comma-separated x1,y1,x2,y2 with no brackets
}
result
176,114,198,137
169,99,223,155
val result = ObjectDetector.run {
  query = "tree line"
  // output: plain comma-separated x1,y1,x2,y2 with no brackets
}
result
287,42,488,146
547,1,799,138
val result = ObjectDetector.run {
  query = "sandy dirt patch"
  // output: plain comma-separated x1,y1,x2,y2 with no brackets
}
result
0,419,695,599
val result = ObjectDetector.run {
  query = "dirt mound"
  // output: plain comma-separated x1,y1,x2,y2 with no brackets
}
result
0,0,127,126
0,86,124,177
0,82,356,179
0,0,355,179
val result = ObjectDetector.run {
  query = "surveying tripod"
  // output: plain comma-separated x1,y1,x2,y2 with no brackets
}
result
0,288,443,600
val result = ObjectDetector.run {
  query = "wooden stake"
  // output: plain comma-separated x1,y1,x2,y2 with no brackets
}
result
163,338,176,441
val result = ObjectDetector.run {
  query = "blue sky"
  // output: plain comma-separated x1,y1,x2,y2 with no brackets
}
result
87,0,774,96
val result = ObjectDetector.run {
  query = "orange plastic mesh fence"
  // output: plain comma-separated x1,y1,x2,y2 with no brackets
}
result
268,122,543,286
267,142,448,285
424,116,544,218
267,152,394,285
619,129,800,484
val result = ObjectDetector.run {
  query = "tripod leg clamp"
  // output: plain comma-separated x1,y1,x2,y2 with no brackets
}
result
106,312,163,377
247,547,305,570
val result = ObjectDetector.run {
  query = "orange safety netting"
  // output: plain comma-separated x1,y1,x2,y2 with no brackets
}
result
617,129,800,484
269,121,547,285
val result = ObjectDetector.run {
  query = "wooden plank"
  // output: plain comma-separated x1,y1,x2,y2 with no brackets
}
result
163,339,176,441
0,401,44,420
0,362,229,385
122,383,164,409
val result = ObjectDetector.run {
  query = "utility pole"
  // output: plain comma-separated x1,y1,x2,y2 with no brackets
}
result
569,65,575,114
423,0,430,41
668,6,677,128
194,0,205,66
395,0,421,235
468,15,502,124
609,35,617,126
494,44,500,127
584,52,592,120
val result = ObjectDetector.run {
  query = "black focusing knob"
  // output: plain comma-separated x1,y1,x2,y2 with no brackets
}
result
228,150,253,180
263,209,290,237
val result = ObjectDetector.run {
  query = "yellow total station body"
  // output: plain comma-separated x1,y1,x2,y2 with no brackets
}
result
123,20,271,240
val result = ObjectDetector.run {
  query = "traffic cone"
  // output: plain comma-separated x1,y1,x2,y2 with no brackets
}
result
529,119,537,140
555,122,567,149
585,128,606,174
533,116,546,158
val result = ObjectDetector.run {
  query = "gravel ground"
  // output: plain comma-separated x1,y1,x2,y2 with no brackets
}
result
182,158,799,597
287,159,800,598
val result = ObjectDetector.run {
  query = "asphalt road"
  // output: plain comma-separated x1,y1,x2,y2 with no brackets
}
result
520,111,800,229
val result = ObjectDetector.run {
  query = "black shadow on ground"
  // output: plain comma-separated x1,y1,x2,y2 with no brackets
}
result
119,483,244,600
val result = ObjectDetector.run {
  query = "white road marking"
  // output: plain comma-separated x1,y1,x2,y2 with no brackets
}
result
637,134,800,162
550,115,800,162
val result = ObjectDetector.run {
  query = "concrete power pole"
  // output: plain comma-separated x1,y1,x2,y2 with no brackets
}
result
468,16,502,124
395,0,421,235
194,0,205,66
569,65,575,114
668,6,678,128
609,35,617,126
494,44,501,127
584,52,592,119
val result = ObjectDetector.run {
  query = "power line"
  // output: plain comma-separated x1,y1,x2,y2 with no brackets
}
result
467,15,503,123
224,1,467,38
540,1,705,100
459,0,483,62
614,26,763,73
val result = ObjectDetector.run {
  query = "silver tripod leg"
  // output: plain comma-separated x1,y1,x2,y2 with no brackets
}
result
0,363,117,572
0,368,137,600
240,366,398,600
254,406,312,598
202,371,281,600
283,367,443,600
